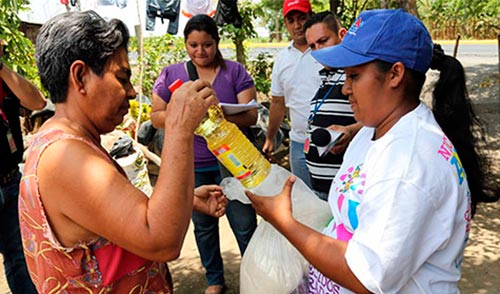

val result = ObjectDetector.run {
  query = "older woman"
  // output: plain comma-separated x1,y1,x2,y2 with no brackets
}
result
19,10,225,293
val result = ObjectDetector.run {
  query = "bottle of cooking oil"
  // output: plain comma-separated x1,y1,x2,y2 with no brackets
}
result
169,79,271,188
195,104,271,188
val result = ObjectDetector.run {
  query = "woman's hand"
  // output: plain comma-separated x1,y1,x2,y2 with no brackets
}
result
165,80,219,133
245,176,296,231
327,122,362,154
193,185,227,217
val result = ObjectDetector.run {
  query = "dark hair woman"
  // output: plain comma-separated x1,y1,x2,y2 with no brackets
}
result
247,9,498,294
151,14,258,294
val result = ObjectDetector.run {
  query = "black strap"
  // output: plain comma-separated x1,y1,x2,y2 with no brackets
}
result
186,60,199,81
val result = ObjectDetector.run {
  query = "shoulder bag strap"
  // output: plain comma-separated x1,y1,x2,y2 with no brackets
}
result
186,60,199,81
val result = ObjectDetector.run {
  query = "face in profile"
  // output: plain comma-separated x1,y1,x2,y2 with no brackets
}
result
284,11,310,45
343,62,390,127
185,30,218,68
85,48,136,133
305,22,343,51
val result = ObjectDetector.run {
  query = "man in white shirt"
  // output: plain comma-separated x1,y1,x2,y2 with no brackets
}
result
262,0,322,188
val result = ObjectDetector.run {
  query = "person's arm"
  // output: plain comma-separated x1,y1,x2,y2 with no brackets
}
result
328,122,362,154
0,62,46,110
246,177,370,294
38,80,218,262
150,93,168,129
262,95,286,154
224,86,258,128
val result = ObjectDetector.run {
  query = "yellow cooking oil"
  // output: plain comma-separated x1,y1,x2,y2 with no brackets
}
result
195,105,271,188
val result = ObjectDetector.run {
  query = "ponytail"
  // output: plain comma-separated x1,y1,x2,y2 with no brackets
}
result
430,44,499,216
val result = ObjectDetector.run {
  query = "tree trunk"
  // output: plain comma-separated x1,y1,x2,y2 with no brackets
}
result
275,11,281,42
235,38,245,66
395,0,419,17
329,0,340,13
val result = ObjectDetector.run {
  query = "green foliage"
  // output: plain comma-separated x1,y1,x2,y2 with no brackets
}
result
260,0,283,39
259,0,498,40
418,0,499,39
247,52,274,96
129,34,187,99
0,0,42,91
219,0,262,66
129,100,151,122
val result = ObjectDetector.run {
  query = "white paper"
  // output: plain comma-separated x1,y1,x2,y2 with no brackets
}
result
219,100,258,115
316,129,343,157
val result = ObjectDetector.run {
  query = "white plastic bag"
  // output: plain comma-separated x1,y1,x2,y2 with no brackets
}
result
115,148,153,197
221,165,332,294
103,131,154,197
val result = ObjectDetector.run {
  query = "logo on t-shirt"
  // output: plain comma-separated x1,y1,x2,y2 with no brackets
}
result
437,136,466,185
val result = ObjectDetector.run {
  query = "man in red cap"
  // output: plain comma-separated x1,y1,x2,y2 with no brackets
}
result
263,0,322,189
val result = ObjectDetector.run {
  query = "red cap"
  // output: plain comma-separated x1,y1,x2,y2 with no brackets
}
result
283,0,311,17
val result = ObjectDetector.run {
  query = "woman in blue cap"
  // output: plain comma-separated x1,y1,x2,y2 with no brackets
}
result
246,9,497,294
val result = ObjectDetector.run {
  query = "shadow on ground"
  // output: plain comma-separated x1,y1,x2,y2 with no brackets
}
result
459,201,500,294
458,63,499,294
169,251,241,294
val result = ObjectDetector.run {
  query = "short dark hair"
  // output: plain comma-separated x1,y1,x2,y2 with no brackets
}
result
303,11,342,35
35,10,130,103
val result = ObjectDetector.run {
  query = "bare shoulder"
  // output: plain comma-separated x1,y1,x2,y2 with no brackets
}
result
36,137,109,246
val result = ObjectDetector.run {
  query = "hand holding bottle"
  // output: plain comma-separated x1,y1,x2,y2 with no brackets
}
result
165,79,219,133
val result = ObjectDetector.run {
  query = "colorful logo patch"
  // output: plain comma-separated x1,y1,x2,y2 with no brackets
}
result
348,17,363,35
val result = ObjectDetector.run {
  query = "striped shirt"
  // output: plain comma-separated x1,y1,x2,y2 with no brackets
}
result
305,68,356,193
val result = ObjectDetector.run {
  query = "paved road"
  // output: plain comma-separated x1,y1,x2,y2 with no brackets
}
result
221,40,499,61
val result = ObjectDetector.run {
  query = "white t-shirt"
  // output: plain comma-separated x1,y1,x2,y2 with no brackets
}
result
271,42,322,143
308,103,471,294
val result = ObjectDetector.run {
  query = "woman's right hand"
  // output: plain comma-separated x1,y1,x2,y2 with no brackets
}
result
164,79,219,133
193,185,227,218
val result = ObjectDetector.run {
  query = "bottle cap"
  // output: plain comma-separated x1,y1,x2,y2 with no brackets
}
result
168,79,183,93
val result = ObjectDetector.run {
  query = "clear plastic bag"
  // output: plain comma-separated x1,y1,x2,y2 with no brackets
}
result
221,165,332,294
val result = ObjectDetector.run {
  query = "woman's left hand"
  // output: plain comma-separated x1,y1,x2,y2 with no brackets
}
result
194,185,227,217
328,122,362,154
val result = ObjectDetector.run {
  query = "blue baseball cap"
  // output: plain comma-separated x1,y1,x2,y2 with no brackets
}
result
311,9,433,73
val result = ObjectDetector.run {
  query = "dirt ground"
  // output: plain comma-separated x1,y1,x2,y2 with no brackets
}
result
0,57,498,294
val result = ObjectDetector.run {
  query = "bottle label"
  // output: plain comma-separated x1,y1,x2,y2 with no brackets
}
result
212,144,251,180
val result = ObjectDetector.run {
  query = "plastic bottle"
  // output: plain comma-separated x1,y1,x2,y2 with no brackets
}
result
169,79,271,188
